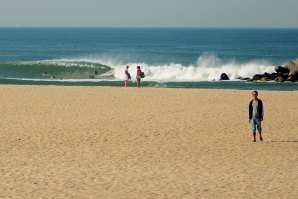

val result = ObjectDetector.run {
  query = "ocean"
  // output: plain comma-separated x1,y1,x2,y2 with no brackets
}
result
0,27,298,90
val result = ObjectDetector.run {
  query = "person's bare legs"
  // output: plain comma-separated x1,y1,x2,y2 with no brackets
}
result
252,132,256,142
136,79,141,88
259,132,263,141
125,80,128,87
257,119,263,141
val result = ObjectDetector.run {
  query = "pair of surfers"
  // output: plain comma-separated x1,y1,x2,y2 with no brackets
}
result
124,65,143,88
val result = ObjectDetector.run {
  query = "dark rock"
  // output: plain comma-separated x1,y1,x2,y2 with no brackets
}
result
252,74,265,81
263,72,272,79
282,73,289,80
241,77,251,81
236,76,251,81
251,72,289,82
260,77,268,82
287,74,298,82
270,73,279,80
220,73,229,80
274,76,284,82
295,73,298,81
250,60,298,82
263,72,274,80
271,72,289,82
275,66,290,74
286,76,295,82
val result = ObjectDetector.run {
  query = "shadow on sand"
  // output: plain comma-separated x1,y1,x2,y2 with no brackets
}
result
271,140,298,143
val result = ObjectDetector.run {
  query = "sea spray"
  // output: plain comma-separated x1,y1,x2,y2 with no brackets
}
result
0,54,276,81
112,54,275,81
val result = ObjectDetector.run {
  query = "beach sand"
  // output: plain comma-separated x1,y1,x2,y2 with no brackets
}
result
0,85,297,198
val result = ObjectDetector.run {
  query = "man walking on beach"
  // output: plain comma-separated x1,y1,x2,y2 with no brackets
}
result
249,90,264,142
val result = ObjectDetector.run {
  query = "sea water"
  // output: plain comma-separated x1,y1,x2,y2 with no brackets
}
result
0,28,297,90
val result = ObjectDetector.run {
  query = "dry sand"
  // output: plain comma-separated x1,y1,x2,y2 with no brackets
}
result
0,85,297,198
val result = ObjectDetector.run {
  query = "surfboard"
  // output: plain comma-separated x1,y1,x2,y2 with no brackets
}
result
141,72,145,78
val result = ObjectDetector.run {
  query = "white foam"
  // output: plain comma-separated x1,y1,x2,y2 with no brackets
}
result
112,53,275,81
3,77,119,82
33,53,276,81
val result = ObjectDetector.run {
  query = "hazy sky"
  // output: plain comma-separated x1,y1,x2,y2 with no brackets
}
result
1,0,298,28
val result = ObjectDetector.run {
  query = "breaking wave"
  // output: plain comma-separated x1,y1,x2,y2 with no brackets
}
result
0,53,276,81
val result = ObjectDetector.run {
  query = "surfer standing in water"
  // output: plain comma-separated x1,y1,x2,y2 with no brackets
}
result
136,66,142,88
124,65,131,87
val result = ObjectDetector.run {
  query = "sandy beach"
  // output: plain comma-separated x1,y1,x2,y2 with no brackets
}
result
0,85,297,198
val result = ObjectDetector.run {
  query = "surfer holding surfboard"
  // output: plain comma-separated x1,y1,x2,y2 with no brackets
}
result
136,66,145,88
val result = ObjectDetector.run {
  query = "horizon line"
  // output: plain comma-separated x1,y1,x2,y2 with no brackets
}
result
0,26,298,29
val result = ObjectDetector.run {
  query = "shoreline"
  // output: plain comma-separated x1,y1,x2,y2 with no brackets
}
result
1,83,298,90
0,80,298,91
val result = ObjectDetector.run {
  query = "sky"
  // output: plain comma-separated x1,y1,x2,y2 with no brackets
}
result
0,0,298,28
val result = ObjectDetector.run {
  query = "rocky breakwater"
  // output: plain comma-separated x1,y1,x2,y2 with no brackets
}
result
236,59,298,82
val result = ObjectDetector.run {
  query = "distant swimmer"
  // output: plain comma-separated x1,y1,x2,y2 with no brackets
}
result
43,72,49,77
89,70,98,79
124,66,131,87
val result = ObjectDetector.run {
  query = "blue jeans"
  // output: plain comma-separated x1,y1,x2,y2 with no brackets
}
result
251,116,262,132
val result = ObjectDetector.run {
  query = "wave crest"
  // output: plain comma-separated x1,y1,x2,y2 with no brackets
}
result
113,53,275,81
0,54,276,81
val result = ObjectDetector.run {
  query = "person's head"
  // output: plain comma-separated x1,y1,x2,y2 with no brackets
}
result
126,65,129,69
252,90,258,99
137,66,140,69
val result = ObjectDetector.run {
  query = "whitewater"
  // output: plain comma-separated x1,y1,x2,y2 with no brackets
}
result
0,28,297,90
0,54,276,81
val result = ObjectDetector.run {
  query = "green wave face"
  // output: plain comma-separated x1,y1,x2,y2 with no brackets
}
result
0,60,114,79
